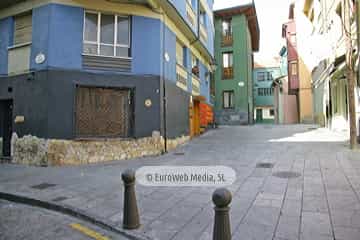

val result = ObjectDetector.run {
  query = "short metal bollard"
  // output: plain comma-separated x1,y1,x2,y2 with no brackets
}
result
121,169,140,229
212,188,232,240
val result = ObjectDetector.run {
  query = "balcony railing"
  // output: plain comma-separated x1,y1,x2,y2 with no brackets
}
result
192,75,200,96
221,34,233,47
200,23,208,43
186,2,196,28
222,67,233,79
176,63,188,91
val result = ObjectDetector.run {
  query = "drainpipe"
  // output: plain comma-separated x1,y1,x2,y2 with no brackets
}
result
161,10,168,153
148,2,167,153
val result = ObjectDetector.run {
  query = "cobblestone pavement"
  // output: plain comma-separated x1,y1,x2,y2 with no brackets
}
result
0,200,128,240
1,125,360,240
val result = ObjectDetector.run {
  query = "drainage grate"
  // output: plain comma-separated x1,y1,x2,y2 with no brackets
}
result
174,152,185,156
273,171,301,179
256,163,274,169
308,127,318,130
51,196,68,202
31,183,57,190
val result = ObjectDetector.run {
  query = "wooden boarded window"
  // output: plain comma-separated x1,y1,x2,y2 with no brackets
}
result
75,86,131,138
14,12,32,46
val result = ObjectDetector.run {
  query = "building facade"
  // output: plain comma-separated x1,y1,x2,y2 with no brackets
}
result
253,63,281,124
290,0,359,133
304,0,359,132
0,0,215,159
282,2,314,124
273,46,299,124
213,4,260,125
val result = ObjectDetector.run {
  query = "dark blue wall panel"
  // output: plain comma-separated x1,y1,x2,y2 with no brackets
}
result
0,17,13,75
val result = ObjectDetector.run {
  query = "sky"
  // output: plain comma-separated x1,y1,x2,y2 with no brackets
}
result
214,0,294,62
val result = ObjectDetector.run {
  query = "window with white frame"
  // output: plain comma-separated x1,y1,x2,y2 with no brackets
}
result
83,11,131,58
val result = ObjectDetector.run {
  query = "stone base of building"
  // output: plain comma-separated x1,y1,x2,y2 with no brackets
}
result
215,110,249,125
11,133,189,166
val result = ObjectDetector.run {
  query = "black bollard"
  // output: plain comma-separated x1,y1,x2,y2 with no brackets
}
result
121,169,140,229
212,188,232,240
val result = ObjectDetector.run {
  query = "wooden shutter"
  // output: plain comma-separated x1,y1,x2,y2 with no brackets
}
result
75,87,131,138
14,13,32,46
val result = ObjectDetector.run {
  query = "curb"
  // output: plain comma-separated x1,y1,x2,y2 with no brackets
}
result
0,192,152,240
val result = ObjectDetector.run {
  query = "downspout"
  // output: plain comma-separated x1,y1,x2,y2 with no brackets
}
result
148,1,167,153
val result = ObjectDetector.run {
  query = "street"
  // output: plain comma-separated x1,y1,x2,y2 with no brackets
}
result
0,200,127,240
1,125,360,240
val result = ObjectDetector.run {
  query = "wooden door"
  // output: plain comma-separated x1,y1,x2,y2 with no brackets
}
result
189,100,201,138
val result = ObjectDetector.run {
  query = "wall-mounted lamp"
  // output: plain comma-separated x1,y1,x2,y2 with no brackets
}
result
27,72,35,81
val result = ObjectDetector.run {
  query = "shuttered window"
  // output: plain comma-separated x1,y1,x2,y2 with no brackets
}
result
13,12,32,46
75,86,132,138
176,40,185,66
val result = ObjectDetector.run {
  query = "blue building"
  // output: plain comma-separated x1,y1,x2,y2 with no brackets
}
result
0,0,215,157
253,61,281,123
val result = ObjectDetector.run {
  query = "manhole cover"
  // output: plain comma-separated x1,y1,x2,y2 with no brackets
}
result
256,163,274,168
174,152,185,156
31,183,57,190
273,171,301,179
52,196,68,202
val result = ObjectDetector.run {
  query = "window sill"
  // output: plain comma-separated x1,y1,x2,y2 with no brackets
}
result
8,42,32,50
82,53,132,60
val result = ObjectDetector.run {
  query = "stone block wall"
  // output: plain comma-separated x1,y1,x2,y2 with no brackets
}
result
11,133,190,166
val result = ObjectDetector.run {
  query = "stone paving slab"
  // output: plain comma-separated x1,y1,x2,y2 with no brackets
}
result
0,200,128,240
1,125,360,240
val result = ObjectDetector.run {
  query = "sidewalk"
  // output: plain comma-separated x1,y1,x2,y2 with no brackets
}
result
1,125,360,240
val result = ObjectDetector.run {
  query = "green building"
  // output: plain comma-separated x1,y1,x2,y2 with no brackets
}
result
214,4,260,125
253,64,281,123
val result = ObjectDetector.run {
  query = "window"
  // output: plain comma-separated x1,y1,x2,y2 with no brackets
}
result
222,52,233,79
223,91,234,109
83,12,131,58
289,34,296,45
191,54,199,77
222,19,232,36
200,7,206,27
176,40,186,66
267,72,273,81
187,0,197,9
257,72,265,81
222,52,233,68
270,109,275,116
291,61,298,76
210,73,215,97
13,12,32,46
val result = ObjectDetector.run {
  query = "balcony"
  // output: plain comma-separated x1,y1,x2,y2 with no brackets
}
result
176,64,188,91
186,2,196,28
192,75,200,96
200,23,208,44
221,33,233,47
222,67,233,80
